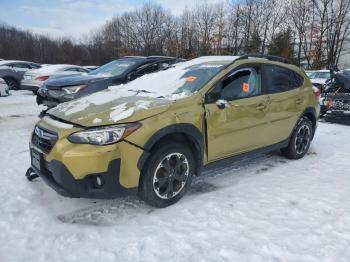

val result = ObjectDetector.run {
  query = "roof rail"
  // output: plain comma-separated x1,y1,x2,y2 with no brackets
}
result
146,56,175,60
235,53,293,65
123,56,146,59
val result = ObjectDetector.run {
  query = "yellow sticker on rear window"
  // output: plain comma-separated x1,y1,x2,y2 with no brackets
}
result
243,82,250,93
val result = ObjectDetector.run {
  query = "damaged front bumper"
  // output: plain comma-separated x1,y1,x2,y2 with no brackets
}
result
29,119,145,199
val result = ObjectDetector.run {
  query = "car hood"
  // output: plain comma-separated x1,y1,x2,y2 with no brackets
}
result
311,78,327,85
48,93,173,127
45,74,114,88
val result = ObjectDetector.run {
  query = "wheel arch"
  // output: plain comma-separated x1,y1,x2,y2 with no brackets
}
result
287,107,317,142
3,76,20,89
137,123,204,176
300,107,317,137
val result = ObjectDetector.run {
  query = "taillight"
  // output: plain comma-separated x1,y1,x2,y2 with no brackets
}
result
312,86,321,98
35,75,49,81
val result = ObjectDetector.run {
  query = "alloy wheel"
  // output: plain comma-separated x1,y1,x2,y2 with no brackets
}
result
295,124,311,155
153,153,189,200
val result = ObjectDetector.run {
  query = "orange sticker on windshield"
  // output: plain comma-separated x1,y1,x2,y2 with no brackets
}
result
243,82,250,93
186,76,197,82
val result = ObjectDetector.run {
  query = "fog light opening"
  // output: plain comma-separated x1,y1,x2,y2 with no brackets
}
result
93,175,104,189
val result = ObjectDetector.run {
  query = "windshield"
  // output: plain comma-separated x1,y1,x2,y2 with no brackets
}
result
89,60,136,77
108,56,236,99
171,64,225,96
308,72,317,79
316,72,330,79
57,57,238,109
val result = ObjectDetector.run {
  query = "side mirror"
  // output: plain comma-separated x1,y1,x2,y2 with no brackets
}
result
216,99,228,109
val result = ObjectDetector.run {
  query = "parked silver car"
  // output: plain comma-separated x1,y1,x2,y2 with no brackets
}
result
0,60,41,90
20,64,90,94
0,78,9,97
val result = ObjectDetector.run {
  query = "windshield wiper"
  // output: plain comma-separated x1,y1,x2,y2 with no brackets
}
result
128,89,153,95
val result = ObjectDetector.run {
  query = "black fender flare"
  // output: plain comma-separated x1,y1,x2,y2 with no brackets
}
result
137,123,204,173
290,107,317,140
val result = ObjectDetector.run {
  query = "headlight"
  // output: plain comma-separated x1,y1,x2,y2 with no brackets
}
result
62,85,87,94
68,123,141,145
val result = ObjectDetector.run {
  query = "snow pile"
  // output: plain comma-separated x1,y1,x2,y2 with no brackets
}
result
3,71,350,262
109,100,152,122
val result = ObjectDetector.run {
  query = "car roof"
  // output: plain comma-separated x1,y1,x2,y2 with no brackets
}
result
120,56,182,62
29,64,83,74
0,60,37,65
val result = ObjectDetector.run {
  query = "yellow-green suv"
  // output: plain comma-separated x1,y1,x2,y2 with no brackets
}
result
29,55,320,207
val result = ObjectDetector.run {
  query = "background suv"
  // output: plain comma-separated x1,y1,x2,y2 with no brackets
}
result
0,60,41,90
36,56,184,108
29,55,320,207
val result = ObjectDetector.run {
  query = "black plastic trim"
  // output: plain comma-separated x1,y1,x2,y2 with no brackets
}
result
137,124,204,172
201,139,289,174
31,152,136,199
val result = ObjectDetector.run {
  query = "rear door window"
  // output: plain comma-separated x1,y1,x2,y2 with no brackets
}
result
262,65,301,94
65,68,78,72
135,63,160,76
12,63,31,69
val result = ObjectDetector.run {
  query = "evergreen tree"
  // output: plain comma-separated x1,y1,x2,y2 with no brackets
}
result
268,27,294,61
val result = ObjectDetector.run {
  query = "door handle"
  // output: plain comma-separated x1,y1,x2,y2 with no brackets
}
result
295,99,302,105
232,104,241,110
256,104,266,111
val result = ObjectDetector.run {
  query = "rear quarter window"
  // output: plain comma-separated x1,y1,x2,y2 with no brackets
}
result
263,64,302,94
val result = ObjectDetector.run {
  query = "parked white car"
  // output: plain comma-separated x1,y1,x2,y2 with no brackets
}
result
0,77,10,96
308,70,331,87
20,64,89,94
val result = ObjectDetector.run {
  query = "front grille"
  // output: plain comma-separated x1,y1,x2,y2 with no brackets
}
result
331,99,350,111
31,125,58,153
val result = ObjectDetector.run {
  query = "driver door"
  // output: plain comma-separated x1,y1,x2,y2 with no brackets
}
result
204,65,270,161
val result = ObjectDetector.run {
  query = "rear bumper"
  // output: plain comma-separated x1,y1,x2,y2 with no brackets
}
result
31,150,137,198
325,110,350,119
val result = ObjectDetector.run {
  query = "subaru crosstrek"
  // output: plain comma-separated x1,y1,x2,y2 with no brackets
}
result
28,55,320,207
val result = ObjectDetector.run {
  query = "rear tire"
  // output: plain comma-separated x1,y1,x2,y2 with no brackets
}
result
281,117,313,159
139,143,195,208
4,78,19,90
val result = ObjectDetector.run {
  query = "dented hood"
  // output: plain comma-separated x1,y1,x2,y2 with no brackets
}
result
48,92,172,127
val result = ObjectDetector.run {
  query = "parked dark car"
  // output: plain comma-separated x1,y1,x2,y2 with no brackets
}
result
321,70,350,120
0,60,41,90
37,56,184,108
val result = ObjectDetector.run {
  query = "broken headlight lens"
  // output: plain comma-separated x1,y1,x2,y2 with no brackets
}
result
62,85,87,94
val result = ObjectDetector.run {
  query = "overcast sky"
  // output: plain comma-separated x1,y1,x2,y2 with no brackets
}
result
0,0,223,40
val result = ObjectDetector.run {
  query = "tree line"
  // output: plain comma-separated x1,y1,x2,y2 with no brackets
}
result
0,0,349,69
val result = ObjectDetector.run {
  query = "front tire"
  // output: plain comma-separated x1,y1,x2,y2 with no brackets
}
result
281,117,313,159
139,143,195,208
4,78,19,90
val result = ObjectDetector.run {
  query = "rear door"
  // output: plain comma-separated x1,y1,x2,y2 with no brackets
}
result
261,64,303,144
9,63,31,78
205,64,270,161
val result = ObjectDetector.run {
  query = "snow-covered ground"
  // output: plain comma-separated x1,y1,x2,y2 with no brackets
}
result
1,91,350,262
